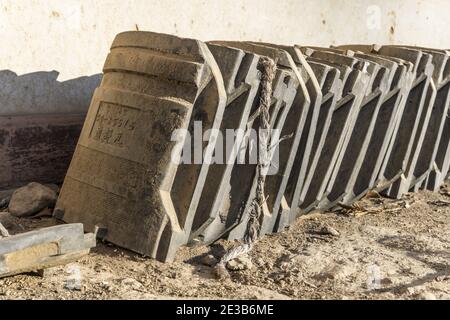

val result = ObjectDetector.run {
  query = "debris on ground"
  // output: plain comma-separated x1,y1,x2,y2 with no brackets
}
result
226,255,253,271
427,199,450,207
0,186,448,299
0,224,95,279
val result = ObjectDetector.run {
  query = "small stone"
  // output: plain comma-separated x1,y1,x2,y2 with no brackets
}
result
121,278,143,290
314,271,336,281
321,225,340,237
36,269,51,278
0,222,9,238
226,255,253,271
435,275,449,282
418,291,437,300
8,182,57,217
200,254,218,267
214,264,231,280
381,278,393,285
65,281,82,291
406,287,416,295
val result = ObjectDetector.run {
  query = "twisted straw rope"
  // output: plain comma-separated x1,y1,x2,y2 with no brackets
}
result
215,57,276,279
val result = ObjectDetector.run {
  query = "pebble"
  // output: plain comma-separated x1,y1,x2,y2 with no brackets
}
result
200,254,218,267
418,291,437,300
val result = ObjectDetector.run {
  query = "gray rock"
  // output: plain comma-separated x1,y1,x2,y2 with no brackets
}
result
226,255,253,271
8,182,57,217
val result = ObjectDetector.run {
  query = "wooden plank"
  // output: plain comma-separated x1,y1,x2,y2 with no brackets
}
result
0,224,95,278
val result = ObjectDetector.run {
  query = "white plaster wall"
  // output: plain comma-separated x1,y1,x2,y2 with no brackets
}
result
0,0,448,113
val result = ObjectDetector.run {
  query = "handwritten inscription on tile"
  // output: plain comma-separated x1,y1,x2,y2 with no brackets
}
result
90,102,139,147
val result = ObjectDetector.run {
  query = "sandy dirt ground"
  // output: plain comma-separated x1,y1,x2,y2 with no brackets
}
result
0,185,449,300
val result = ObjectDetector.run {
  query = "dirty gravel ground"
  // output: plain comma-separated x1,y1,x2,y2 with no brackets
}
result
0,185,449,300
